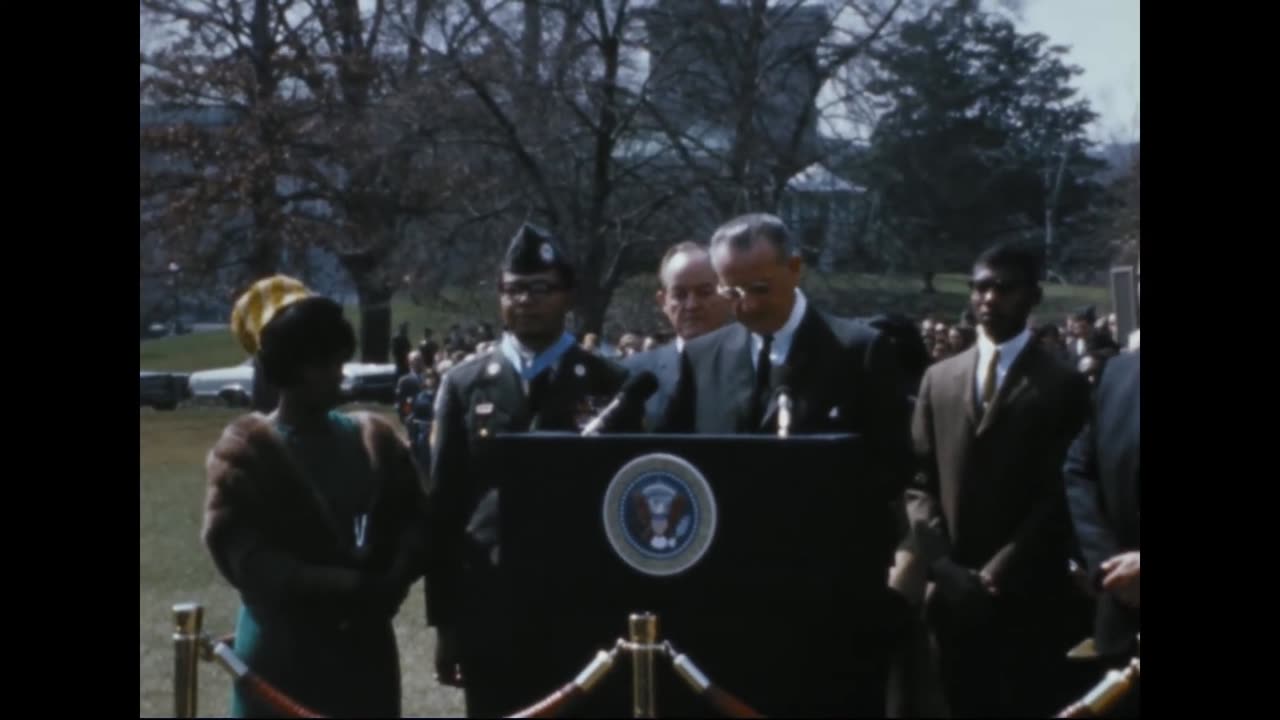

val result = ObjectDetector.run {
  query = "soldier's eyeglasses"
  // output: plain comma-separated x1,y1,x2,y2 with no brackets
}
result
500,281,565,297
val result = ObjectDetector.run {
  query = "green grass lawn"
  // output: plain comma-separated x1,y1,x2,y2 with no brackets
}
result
140,295,490,373
800,272,1109,325
139,405,465,718
141,274,1109,373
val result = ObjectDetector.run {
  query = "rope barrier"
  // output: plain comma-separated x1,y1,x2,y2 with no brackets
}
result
506,646,622,718
198,635,329,719
176,604,769,719
193,632,767,719
1056,656,1140,718
663,642,766,719
197,632,624,720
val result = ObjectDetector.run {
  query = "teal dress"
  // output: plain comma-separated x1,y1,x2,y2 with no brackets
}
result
229,412,401,718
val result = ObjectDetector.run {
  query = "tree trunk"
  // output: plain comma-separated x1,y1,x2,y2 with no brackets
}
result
340,250,395,364
355,281,394,364
921,271,937,294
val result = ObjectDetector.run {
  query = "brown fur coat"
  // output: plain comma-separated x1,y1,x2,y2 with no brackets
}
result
203,411,428,619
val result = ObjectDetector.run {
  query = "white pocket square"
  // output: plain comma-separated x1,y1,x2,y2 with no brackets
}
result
829,406,841,420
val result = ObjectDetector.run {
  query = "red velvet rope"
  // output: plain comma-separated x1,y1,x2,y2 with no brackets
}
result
203,636,329,719
506,682,583,718
240,674,328,719
704,685,766,719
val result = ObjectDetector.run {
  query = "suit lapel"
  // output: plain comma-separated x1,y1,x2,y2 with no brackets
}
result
656,344,678,396
537,349,586,430
760,306,828,431
976,344,1039,436
661,344,680,401
959,347,981,431
716,325,756,432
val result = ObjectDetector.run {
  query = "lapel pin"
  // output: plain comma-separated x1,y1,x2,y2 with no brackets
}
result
829,406,841,420
574,363,586,377
486,362,501,377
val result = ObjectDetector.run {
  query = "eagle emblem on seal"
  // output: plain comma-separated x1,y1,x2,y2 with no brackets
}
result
603,453,718,577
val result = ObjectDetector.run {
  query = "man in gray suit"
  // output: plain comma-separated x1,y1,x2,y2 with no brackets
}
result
624,242,733,430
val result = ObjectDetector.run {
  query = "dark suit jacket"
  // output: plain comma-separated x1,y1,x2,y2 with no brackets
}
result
1067,332,1120,366
659,304,913,716
1064,349,1140,656
907,342,1090,612
622,341,681,431
661,306,914,566
392,334,413,375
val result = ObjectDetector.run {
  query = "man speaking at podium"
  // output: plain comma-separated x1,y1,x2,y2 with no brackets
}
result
659,213,914,715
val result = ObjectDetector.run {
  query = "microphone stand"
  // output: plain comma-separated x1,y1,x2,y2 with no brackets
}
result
776,388,792,438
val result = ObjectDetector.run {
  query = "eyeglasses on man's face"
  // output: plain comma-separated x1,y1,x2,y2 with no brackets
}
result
716,282,773,301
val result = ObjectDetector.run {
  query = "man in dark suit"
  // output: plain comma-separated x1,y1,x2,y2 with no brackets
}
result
1064,347,1140,711
1067,306,1120,365
661,213,913,716
395,351,426,423
905,242,1092,717
392,321,413,376
867,313,931,412
419,327,440,368
424,223,637,717
624,242,733,430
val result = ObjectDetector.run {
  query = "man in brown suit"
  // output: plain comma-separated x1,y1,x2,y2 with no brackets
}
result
905,242,1091,717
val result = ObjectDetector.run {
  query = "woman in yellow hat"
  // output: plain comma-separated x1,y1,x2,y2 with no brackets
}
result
202,276,427,717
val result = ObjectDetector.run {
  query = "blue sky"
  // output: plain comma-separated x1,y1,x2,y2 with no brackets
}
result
1018,0,1140,142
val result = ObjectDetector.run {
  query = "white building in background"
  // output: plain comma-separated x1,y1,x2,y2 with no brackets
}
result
779,163,864,272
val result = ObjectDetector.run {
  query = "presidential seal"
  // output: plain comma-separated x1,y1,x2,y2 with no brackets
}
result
602,453,717,577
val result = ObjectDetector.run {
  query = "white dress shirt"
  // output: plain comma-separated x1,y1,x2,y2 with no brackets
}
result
975,327,1032,404
750,289,808,371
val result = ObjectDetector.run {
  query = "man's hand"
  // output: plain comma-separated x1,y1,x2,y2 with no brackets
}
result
434,626,465,688
1101,551,1140,608
977,569,1000,597
930,558,997,624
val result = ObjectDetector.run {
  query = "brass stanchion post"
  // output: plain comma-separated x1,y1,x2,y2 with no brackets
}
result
629,612,658,718
173,603,204,718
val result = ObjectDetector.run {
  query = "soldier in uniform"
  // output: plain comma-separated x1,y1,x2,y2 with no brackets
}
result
424,223,638,717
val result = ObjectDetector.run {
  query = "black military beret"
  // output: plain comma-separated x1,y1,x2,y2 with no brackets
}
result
502,223,575,288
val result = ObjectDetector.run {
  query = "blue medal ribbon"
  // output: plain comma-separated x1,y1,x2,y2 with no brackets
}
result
501,332,577,382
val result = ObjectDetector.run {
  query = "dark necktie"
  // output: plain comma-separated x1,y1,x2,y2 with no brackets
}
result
751,334,774,428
